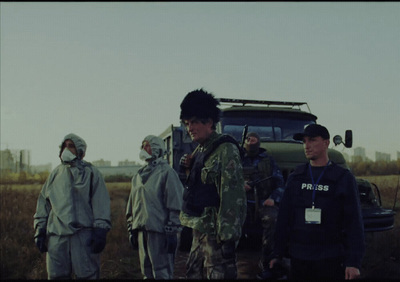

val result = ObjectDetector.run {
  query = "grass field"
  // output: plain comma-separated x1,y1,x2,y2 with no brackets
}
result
357,175,400,279
0,182,141,279
0,175,399,279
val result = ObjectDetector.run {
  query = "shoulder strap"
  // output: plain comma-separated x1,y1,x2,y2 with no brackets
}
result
204,134,243,161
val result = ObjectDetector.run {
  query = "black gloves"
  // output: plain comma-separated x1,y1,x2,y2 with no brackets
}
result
87,228,108,254
220,240,236,259
34,228,48,253
35,227,108,254
129,229,139,250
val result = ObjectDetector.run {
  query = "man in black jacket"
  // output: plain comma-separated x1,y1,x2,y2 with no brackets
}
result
269,124,365,280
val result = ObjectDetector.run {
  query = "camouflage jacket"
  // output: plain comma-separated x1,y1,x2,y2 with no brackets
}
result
180,131,246,242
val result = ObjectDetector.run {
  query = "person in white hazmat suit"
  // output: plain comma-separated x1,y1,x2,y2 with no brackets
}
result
33,133,111,279
126,135,184,279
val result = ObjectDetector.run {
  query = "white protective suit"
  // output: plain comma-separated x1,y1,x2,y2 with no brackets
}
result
126,135,184,279
33,133,111,279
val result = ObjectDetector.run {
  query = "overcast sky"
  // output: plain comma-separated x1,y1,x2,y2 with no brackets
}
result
1,2,399,169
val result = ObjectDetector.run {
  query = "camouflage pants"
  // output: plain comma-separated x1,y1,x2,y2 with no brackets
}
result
186,229,238,279
259,205,279,269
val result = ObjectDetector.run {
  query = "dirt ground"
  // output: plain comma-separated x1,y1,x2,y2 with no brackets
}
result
173,248,261,280
172,234,400,280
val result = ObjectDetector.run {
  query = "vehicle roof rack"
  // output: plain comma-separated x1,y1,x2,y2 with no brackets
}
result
217,98,311,112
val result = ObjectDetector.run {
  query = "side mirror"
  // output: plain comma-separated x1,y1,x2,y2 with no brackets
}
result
333,130,353,148
345,130,353,148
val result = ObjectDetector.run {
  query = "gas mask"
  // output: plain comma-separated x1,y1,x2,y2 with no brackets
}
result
61,148,77,162
139,149,152,161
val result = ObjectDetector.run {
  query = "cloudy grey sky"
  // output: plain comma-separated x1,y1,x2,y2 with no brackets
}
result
1,2,399,169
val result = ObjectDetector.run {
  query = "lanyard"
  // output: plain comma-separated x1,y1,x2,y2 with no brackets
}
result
308,160,331,208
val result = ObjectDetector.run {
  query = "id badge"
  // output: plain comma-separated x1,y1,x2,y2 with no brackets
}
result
305,208,321,224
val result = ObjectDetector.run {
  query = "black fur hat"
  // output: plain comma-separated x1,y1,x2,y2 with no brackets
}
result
180,88,221,124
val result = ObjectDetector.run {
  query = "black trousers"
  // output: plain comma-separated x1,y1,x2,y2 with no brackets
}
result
290,256,345,280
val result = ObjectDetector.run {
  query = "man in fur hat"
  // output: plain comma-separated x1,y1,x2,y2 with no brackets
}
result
179,89,247,279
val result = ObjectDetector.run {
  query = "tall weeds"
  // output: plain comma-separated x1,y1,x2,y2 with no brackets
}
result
359,175,400,279
0,185,47,279
1,176,399,279
0,183,141,279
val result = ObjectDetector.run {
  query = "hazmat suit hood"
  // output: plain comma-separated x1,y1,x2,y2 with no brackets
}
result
143,135,166,160
138,135,168,184
59,133,87,160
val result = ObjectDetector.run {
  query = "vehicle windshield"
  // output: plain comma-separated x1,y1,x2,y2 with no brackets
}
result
220,114,316,142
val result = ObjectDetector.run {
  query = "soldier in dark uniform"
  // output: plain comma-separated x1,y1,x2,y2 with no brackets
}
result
241,132,285,279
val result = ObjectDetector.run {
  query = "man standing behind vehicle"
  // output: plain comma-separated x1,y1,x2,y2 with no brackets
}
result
179,89,247,279
270,124,365,280
33,133,111,279
126,135,183,279
241,132,286,279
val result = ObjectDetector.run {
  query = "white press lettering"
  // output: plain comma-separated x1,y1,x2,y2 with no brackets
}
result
301,183,329,191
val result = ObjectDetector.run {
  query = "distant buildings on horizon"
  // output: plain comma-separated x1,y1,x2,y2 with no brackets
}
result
1,147,399,176
351,146,399,162
0,149,141,177
0,149,52,174
91,158,141,177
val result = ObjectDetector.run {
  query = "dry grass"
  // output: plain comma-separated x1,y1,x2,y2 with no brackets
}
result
1,176,399,279
0,184,47,279
0,182,141,279
360,175,400,210
358,175,400,279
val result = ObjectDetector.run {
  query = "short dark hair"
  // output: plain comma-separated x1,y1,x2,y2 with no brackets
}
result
180,89,221,127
